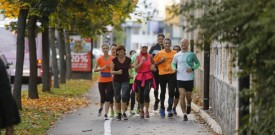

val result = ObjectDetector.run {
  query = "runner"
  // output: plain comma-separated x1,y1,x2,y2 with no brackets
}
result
172,45,181,115
133,44,156,118
172,39,200,121
111,45,132,121
153,38,177,118
93,44,114,120
109,43,117,117
149,33,165,111
128,50,137,115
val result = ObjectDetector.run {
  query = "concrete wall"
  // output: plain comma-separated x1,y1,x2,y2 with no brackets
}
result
194,41,239,134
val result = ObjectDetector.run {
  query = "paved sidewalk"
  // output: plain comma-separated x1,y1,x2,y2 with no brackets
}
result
47,81,215,135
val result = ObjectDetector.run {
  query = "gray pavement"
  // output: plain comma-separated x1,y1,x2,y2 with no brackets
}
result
47,82,214,135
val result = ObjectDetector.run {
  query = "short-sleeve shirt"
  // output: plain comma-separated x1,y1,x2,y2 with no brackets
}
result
172,51,195,81
149,43,163,58
112,57,131,83
153,50,177,75
97,55,113,82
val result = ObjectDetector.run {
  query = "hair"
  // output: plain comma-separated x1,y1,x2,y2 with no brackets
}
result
173,45,180,50
101,44,109,49
163,38,171,43
111,43,117,47
129,50,136,55
116,45,126,55
157,33,165,38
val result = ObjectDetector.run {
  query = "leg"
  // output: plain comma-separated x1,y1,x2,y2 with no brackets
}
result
167,74,176,111
98,83,106,116
153,71,160,110
121,82,130,120
113,82,122,114
144,79,152,118
159,75,167,110
185,80,194,114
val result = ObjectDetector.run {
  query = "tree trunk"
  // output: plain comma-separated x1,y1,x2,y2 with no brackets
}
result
41,16,51,92
49,28,59,88
65,30,72,79
27,15,39,99
58,29,66,83
13,8,29,109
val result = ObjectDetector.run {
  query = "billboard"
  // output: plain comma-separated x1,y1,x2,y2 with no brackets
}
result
69,36,91,72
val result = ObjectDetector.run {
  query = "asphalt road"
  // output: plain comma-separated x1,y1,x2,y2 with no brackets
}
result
48,82,214,135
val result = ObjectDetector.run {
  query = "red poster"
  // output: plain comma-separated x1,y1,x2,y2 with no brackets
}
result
70,36,92,72
71,52,91,72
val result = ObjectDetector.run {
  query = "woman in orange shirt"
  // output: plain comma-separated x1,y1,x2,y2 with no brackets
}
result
94,44,114,120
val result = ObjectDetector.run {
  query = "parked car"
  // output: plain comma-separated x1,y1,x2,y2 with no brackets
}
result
0,52,11,82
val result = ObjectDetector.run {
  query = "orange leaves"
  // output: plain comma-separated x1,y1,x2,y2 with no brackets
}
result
22,92,89,115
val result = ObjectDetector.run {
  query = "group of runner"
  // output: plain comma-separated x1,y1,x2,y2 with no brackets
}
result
93,34,200,121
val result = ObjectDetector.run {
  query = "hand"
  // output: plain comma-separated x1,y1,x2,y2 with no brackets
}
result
141,56,147,63
150,65,157,71
117,69,122,74
102,65,110,70
129,74,133,79
160,57,165,62
186,68,193,73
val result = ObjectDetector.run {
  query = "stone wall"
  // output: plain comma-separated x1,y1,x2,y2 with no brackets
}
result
209,75,237,135
194,69,237,134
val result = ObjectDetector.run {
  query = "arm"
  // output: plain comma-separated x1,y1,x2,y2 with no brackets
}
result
171,55,177,72
192,53,200,70
93,59,108,72
110,61,122,75
153,53,165,66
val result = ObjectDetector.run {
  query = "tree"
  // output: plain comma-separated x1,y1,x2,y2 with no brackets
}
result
174,0,275,134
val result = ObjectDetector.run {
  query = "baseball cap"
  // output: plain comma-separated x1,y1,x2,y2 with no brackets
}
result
141,43,148,48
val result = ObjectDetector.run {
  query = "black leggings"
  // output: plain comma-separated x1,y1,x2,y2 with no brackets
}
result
136,79,152,104
159,74,176,111
152,71,159,100
128,84,136,110
98,82,113,103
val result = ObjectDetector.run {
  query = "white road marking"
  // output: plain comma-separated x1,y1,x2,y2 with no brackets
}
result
104,118,112,135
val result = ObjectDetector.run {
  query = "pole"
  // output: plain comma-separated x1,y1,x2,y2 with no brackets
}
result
203,42,210,110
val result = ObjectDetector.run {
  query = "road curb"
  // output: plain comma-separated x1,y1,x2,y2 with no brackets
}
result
192,103,223,134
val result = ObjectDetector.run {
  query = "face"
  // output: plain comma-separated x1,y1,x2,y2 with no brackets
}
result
173,46,181,52
130,51,136,57
111,46,117,56
101,45,109,54
157,36,165,45
140,46,148,53
181,39,189,50
116,50,125,56
164,39,171,50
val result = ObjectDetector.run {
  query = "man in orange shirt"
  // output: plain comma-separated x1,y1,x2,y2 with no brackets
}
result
153,38,177,118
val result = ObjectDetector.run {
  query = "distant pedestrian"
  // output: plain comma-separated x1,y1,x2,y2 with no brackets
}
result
149,33,165,111
94,44,114,120
111,45,132,121
0,58,20,135
172,45,181,115
127,50,138,115
172,39,200,121
109,43,117,117
133,44,156,118
153,38,177,118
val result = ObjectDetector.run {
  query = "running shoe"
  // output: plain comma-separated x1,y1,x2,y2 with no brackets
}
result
104,114,108,120
172,108,177,115
183,114,188,121
159,108,165,117
154,99,160,110
116,113,122,121
167,110,173,117
130,110,135,115
122,113,128,120
187,106,191,114
109,110,114,118
140,110,144,119
145,111,150,118
98,108,103,116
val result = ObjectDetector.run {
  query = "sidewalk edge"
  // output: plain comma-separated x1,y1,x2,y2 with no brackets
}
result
192,103,223,134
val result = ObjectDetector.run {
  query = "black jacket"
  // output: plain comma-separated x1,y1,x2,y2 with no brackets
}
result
0,58,20,129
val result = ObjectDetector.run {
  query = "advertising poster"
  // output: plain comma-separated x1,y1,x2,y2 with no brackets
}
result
69,36,92,72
